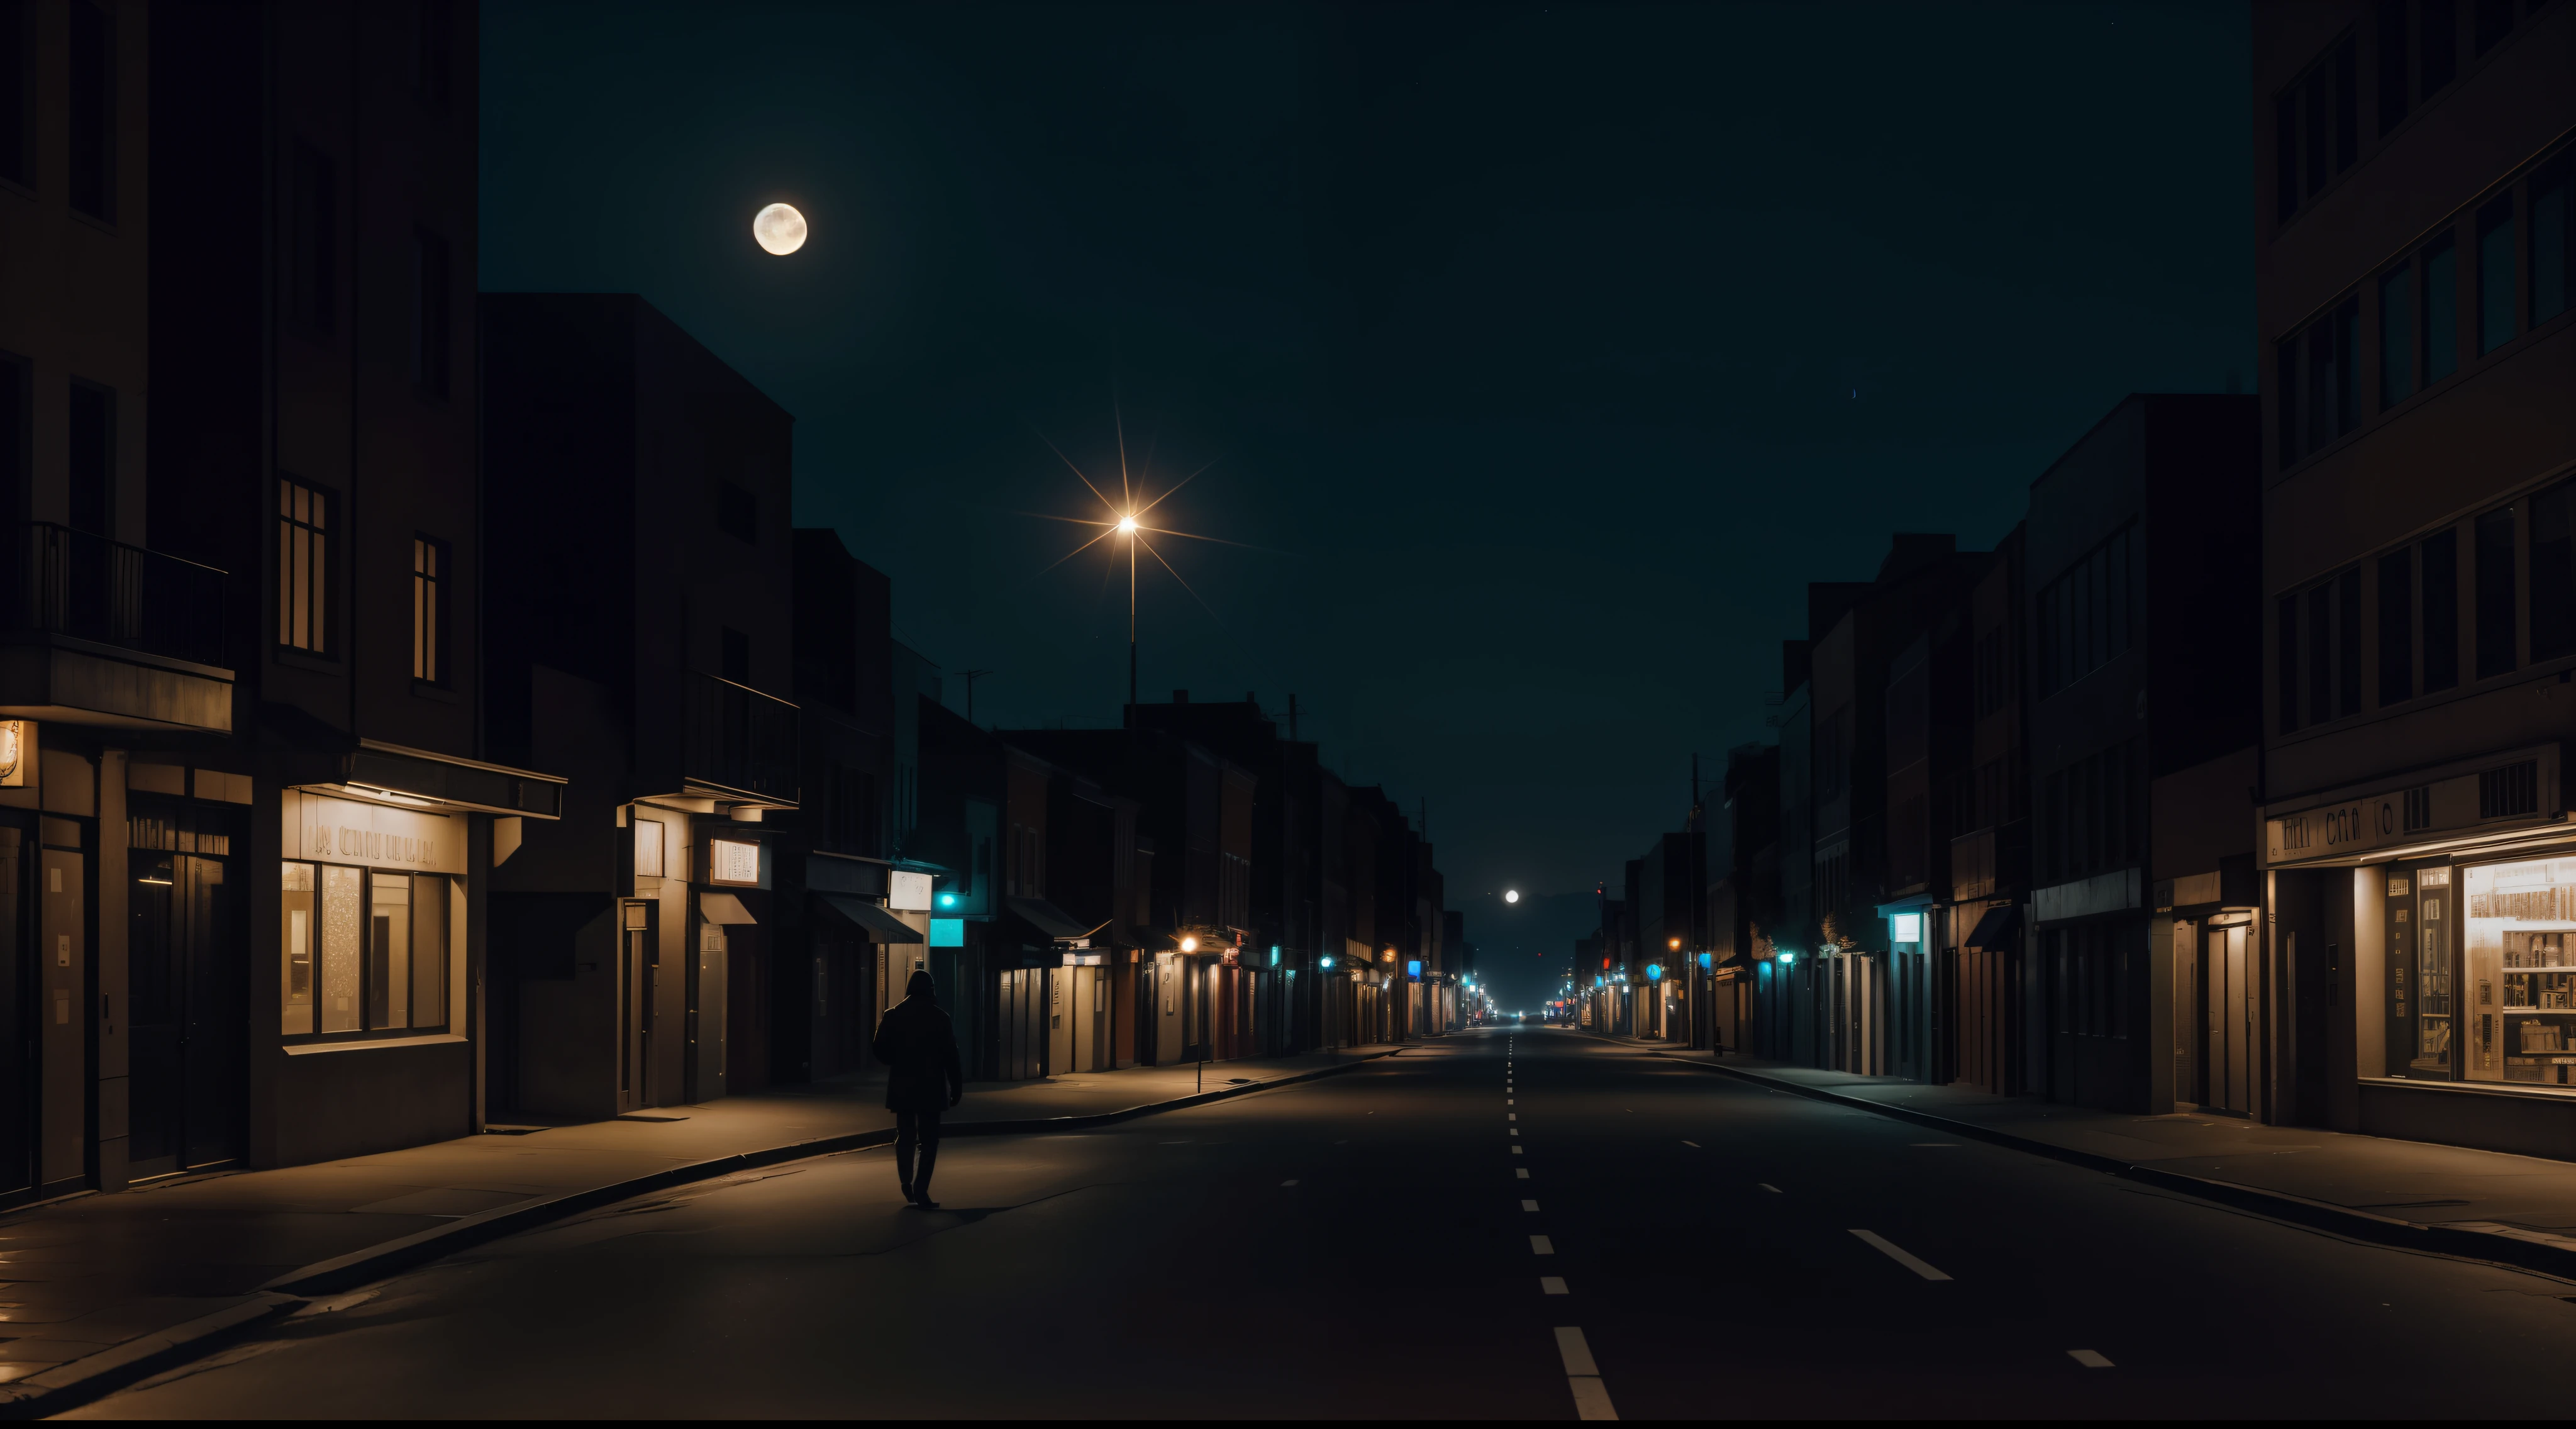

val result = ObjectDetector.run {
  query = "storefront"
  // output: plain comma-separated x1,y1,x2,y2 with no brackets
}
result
272,739,564,1167
2267,745,2576,1159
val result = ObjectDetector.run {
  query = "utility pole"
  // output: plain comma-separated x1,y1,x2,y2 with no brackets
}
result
957,669,994,724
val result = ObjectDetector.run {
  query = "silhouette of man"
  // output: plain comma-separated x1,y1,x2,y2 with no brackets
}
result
870,968,964,1208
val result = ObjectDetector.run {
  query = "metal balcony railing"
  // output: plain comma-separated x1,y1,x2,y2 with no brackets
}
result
0,523,228,669
684,669,799,803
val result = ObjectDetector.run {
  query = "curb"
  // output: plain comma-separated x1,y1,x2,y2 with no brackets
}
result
0,1292,300,1419
262,1045,1407,1299
1646,1048,2576,1283
0,1046,1410,1420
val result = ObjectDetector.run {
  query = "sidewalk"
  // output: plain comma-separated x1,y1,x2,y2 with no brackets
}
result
0,1042,1404,1413
1646,1045,2576,1280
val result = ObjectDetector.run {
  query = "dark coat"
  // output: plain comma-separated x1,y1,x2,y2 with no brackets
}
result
871,996,963,1113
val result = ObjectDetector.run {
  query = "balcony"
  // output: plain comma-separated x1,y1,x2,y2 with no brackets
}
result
684,670,797,805
0,523,232,732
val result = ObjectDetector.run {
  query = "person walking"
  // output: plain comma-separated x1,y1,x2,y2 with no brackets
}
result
870,969,964,1209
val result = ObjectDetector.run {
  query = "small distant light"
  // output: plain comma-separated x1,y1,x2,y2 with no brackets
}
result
1321,955,1335,969
937,891,958,909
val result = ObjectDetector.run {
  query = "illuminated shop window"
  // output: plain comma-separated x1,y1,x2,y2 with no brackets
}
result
2462,856,2576,1086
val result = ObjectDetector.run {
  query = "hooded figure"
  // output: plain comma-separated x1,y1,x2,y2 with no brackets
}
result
870,968,963,1208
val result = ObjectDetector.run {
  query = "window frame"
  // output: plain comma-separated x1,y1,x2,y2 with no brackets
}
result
411,534,450,687
280,860,456,1044
277,475,335,658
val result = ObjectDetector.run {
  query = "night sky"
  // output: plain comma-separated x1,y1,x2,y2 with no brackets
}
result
482,1,2251,1011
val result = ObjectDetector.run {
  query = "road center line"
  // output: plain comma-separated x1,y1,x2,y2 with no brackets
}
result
1516,1168,1531,1179
2068,1349,2114,1368
1553,1327,1618,1421
1540,1275,1568,1294
1522,1199,1540,1212
1531,1235,1555,1255
1682,1140,1699,1148
1759,1183,1780,1193
1512,1145,1524,1155
1849,1228,1952,1281
1280,1179,1298,1187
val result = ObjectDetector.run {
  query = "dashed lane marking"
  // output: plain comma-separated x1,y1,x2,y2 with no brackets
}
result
1512,1145,1524,1155
1554,1327,1618,1421
1281,1179,1299,1187
2068,1350,2114,1369
1531,1235,1555,1255
1521,1199,1540,1212
1540,1276,1568,1295
1682,1140,1699,1148
1849,1228,1952,1281
1516,1168,1531,1179
1758,1183,1780,1193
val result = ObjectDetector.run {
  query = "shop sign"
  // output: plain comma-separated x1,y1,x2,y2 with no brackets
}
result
704,837,763,887
889,870,933,911
2267,749,2558,866
285,792,462,874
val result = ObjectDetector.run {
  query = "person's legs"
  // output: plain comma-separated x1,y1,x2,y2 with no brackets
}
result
912,1109,943,1204
894,1111,920,1198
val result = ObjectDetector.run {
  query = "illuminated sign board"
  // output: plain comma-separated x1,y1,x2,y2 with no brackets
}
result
707,837,762,887
929,917,965,947
889,870,934,911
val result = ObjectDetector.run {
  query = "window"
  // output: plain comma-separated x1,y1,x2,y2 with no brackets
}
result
2040,741,2140,884
1814,710,1845,801
2533,156,2570,328
2308,583,2334,724
2534,481,2576,664
2423,233,2459,382
411,536,448,685
2423,526,2461,691
1,0,28,188
720,626,750,683
718,481,756,543
2379,262,2415,406
412,229,450,397
67,0,109,220
2339,567,2363,717
282,862,451,1039
2277,593,2301,733
2035,526,2134,696
828,764,879,855
2375,0,2410,135
291,143,336,333
415,0,452,108
2279,300,2358,466
2274,31,2357,223
2421,0,2458,92
278,477,332,655
2479,196,2517,353
2476,504,2517,679
67,382,110,536
2379,548,2414,704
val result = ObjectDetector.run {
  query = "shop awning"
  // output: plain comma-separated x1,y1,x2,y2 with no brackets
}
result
816,894,923,944
700,891,758,925
1006,897,1094,942
1963,904,2021,949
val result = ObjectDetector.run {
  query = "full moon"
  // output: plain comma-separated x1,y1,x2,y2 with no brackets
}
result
753,203,808,256
1504,889,1520,904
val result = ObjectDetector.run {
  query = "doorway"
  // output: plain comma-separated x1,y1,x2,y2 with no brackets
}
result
2198,920,2255,1115
618,899,655,1113
125,852,241,1180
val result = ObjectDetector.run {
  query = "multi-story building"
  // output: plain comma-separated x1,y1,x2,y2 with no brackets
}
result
2024,394,2260,1115
479,292,799,1119
140,3,565,1177
1944,525,2031,1094
2256,1,2576,1151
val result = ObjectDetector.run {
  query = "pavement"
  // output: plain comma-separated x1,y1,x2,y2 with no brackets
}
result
62,1027,2576,1418
0,1042,1402,1416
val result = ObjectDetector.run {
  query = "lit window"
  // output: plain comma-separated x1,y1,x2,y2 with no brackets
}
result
279,478,331,655
411,536,449,684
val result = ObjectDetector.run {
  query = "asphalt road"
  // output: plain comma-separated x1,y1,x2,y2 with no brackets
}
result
70,1028,2576,1418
